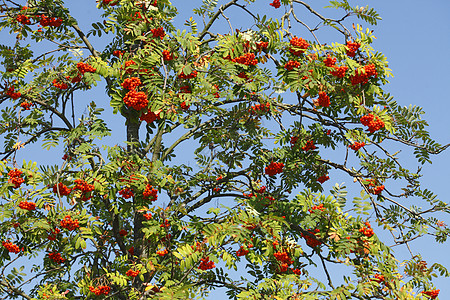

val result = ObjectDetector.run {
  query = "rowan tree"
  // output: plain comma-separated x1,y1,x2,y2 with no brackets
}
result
0,0,448,299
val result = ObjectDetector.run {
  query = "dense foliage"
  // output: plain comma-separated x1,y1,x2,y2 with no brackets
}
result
0,0,448,299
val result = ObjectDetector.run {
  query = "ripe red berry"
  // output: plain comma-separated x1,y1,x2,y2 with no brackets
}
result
265,161,284,176
123,90,148,110
289,37,309,56
198,257,215,270
18,201,36,211
269,0,281,8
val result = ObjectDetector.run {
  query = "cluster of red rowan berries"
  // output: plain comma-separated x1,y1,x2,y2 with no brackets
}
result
369,185,384,195
16,14,31,25
6,86,21,99
178,70,198,79
123,90,149,110
157,248,168,256
8,168,24,188
179,85,191,94
102,0,118,5
143,184,158,201
76,62,96,74
269,0,281,8
89,285,111,296
308,204,325,213
421,290,440,299
160,219,170,228
47,228,60,241
346,41,361,57
236,246,250,257
73,179,94,201
289,37,309,56
284,60,300,71
249,102,270,114
359,222,374,238
371,274,385,284
198,257,215,270
53,182,71,196
126,269,140,277
317,174,329,184
350,64,377,85
112,50,124,57
180,101,190,110
273,250,293,273
349,142,365,151
360,113,384,133
119,229,128,237
122,78,142,91
119,187,134,199
140,110,160,123
323,55,336,67
48,252,65,264
301,229,322,247
20,101,33,110
232,53,258,66
255,41,269,50
52,79,68,90
60,215,79,231
143,212,152,220
151,27,165,39
2,240,21,253
302,140,316,151
162,50,173,61
330,65,348,78
18,201,36,211
39,15,63,27
265,161,284,176
237,71,249,81
124,60,136,74
317,91,330,107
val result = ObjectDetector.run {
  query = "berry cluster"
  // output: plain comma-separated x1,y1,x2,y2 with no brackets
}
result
73,179,94,201
308,204,325,213
2,241,21,254
8,168,24,188
317,91,330,107
53,182,71,196
232,53,258,66
371,274,385,284
162,50,173,61
269,0,281,8
330,65,348,78
265,161,284,176
316,174,329,184
6,86,21,99
349,142,365,151
89,286,111,296
16,14,31,25
302,140,316,151
255,41,269,50
119,187,134,199
126,269,140,277
178,70,198,79
323,55,336,67
47,228,60,241
301,229,322,247
123,90,149,110
140,110,160,123
18,201,36,211
151,27,165,39
39,15,63,27
52,79,68,90
157,248,168,256
180,101,190,110
237,71,249,81
119,229,128,237
143,212,152,220
112,50,124,57
124,60,136,74
289,37,309,56
359,222,374,238
198,257,215,270
143,184,158,201
421,290,440,299
360,113,384,133
249,102,270,114
179,85,191,94
350,64,377,85
284,60,300,71
102,0,118,5
274,251,293,273
20,101,33,110
236,246,249,257
121,77,141,90
160,219,170,228
369,185,384,195
48,252,65,264
346,41,361,57
60,215,79,231
76,62,96,74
